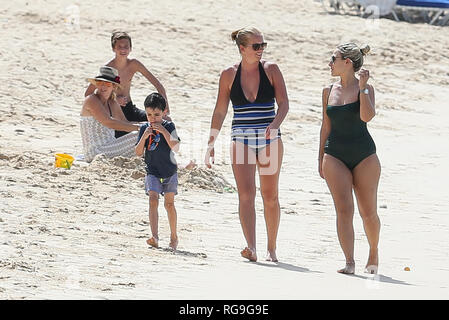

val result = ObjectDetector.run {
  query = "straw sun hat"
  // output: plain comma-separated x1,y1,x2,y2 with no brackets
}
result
87,66,121,88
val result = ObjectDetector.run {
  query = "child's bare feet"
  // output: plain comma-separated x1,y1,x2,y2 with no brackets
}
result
337,261,355,274
241,247,257,262
265,251,278,262
169,236,178,250
146,236,159,248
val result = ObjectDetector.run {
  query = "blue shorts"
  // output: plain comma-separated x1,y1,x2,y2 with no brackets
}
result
145,173,178,196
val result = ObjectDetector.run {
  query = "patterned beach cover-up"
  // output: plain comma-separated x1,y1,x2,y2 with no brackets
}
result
80,116,138,162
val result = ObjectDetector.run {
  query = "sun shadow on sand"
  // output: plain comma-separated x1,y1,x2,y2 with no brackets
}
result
251,261,322,274
347,273,413,286
148,246,208,259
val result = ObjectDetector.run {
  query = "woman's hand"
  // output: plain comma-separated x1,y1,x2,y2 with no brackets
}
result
204,146,215,169
265,123,279,140
318,158,325,179
358,68,370,89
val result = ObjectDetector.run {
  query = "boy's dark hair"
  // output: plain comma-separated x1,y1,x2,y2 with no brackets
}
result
111,31,132,49
144,93,166,111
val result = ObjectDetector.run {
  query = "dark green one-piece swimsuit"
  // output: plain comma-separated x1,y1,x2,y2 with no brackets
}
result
324,85,376,170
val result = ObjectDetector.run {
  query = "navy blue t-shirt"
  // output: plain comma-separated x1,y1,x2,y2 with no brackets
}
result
137,120,180,178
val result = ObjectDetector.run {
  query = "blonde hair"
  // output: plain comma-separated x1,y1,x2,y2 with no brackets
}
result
337,43,371,72
109,89,117,102
231,27,262,51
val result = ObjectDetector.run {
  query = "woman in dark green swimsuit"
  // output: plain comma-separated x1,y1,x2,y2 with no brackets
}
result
318,43,381,275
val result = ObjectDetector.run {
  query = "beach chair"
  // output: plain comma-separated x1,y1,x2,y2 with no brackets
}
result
393,0,449,25
320,0,396,17
320,0,363,14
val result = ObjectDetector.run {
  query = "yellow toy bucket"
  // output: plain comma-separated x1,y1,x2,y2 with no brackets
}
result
54,153,74,169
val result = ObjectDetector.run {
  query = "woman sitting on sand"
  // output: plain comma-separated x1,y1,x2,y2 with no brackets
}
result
80,66,141,162
205,27,289,262
318,43,381,274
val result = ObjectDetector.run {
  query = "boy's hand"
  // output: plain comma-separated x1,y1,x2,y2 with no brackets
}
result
143,126,153,139
150,122,166,134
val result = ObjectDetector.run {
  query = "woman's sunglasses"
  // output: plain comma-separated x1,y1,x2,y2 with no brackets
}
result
330,55,349,64
147,131,160,151
96,80,113,87
251,42,267,51
330,55,339,63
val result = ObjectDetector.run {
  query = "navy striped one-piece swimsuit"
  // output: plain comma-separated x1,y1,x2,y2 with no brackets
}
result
230,62,280,153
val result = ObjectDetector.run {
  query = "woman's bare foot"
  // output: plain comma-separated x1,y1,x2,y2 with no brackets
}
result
169,236,178,250
365,249,379,274
364,265,378,274
337,261,355,274
241,247,257,262
265,251,278,262
146,236,159,248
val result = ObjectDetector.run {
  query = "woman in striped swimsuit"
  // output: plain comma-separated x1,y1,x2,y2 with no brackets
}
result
205,27,289,262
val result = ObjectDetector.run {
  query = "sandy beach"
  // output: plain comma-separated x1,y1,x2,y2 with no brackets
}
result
1,0,449,300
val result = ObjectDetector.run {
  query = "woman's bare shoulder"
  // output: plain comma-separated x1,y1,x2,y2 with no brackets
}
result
222,63,239,74
262,60,283,83
322,84,332,93
84,93,100,105
262,60,280,71
322,82,338,94
220,63,239,83
81,94,100,116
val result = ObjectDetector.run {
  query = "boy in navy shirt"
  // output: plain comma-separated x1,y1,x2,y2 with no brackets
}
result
135,93,180,250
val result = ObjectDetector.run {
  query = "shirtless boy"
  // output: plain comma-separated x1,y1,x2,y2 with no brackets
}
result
85,31,170,138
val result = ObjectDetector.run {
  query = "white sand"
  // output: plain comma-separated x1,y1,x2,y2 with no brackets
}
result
1,0,449,299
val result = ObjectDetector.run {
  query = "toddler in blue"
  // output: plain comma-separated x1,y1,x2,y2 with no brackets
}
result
135,93,180,250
